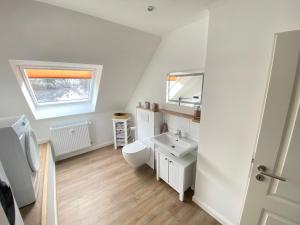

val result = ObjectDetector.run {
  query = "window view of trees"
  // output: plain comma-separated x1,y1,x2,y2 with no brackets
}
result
29,78,91,103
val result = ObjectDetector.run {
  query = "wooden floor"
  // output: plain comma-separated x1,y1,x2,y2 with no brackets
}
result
56,146,221,225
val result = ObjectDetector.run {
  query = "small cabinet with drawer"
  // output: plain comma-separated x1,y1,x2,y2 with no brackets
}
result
156,148,196,201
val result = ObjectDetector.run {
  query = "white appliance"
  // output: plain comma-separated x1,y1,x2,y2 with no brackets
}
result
0,160,23,225
0,115,40,207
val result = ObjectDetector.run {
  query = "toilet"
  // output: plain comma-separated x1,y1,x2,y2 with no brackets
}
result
122,141,150,168
122,108,163,168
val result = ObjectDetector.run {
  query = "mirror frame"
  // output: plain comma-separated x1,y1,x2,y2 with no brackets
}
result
166,71,204,107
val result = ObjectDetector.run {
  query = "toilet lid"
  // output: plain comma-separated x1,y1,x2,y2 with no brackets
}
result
123,141,146,153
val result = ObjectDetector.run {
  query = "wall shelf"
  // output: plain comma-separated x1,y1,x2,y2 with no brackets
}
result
160,108,200,123
136,107,200,123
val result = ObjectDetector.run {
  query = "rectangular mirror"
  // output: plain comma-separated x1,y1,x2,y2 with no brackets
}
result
166,71,204,107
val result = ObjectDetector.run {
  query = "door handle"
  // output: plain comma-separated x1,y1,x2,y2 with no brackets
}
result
256,165,287,182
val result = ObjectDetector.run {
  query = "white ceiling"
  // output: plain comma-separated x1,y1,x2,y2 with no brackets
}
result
34,0,214,35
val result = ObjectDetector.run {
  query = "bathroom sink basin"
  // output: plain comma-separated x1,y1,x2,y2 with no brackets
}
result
151,132,197,158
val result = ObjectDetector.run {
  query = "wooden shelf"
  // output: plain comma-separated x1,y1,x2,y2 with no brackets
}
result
159,109,193,119
160,109,200,123
136,106,200,123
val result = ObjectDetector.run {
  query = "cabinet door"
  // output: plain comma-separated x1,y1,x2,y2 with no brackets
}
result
168,159,180,192
159,153,169,183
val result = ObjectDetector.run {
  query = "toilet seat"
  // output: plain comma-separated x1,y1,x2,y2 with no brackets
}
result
123,141,146,154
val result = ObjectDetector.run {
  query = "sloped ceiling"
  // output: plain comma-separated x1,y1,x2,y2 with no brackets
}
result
34,0,214,35
0,0,160,118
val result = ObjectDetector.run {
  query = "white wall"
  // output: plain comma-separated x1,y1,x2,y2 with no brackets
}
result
0,0,160,147
126,15,209,119
31,111,117,148
164,114,200,142
193,1,300,225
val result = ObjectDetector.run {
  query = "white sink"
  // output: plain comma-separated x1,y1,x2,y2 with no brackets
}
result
151,132,197,158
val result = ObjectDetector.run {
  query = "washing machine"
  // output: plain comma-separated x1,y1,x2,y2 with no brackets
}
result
0,115,40,207
0,160,24,225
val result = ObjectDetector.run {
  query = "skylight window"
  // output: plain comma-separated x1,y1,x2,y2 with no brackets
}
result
24,69,93,104
10,60,103,120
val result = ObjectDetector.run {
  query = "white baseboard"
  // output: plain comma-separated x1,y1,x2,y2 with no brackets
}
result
89,141,114,151
55,140,113,161
192,195,235,225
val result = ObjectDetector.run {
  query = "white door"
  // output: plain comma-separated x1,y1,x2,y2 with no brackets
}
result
159,153,169,183
240,30,300,225
168,159,180,192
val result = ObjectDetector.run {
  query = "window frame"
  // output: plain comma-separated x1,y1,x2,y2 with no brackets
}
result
10,60,103,119
20,65,96,106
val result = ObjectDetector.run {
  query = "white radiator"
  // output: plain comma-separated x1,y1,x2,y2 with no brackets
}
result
50,121,91,158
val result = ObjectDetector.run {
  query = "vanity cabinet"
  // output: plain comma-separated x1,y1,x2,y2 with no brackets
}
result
156,148,196,201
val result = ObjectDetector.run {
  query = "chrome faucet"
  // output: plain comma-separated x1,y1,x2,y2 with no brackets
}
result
175,130,182,140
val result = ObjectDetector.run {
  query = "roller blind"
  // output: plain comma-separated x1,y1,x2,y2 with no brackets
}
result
25,69,92,79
